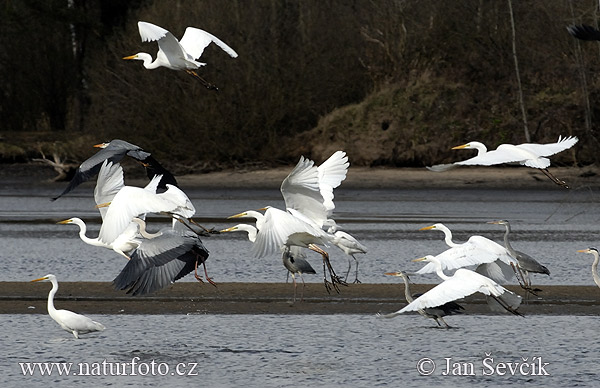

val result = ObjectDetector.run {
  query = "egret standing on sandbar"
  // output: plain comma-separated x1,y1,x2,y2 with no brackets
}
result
123,21,238,90
31,274,105,339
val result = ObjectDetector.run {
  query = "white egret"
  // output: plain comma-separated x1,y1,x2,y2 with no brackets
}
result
123,21,238,90
53,139,176,200
113,219,211,295
577,248,600,289
488,220,550,291
220,223,315,301
379,271,464,328
226,151,351,292
31,274,105,339
417,223,519,284
57,161,162,259
568,24,600,41
327,225,368,283
383,256,523,318
427,136,578,188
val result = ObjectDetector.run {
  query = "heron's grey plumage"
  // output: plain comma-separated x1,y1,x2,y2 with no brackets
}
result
113,227,209,296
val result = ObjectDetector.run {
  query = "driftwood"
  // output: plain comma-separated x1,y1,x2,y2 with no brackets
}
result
32,147,78,182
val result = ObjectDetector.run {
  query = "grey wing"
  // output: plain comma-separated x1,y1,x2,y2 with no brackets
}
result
113,230,209,295
567,25,600,41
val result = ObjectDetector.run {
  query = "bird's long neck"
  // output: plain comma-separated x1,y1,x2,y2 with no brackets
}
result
440,227,458,247
139,53,161,69
74,219,104,247
132,218,161,239
473,142,488,156
592,251,600,288
47,279,58,315
501,223,517,256
400,276,414,303
433,260,451,281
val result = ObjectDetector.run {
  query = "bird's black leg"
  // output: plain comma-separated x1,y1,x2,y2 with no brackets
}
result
491,295,524,317
185,70,219,91
353,255,361,284
309,244,347,293
540,168,569,189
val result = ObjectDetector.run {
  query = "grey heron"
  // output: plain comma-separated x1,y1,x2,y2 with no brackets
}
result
577,248,600,289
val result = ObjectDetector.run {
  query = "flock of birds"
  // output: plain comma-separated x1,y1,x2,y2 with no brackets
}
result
28,22,600,338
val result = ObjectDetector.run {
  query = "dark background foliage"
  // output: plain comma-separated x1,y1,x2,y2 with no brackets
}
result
1,0,599,171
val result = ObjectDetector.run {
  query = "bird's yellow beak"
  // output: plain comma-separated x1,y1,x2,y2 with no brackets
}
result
257,207,268,211
577,249,589,253
122,55,138,60
30,276,48,283
419,225,435,231
412,257,427,262
384,272,401,276
452,144,469,150
220,226,238,233
487,220,501,224
95,202,111,209
56,219,72,224
227,212,247,219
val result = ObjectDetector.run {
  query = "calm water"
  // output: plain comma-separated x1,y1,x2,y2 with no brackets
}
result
2,314,599,387
1,178,600,386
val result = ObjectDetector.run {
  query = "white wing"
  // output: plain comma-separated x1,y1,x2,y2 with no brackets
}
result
137,21,169,42
179,27,238,60
398,269,508,313
317,151,349,213
280,156,330,227
455,145,527,166
416,236,516,274
98,185,193,244
94,161,124,220
252,207,327,258
516,136,578,157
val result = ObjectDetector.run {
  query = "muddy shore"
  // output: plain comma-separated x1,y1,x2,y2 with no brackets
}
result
4,281,599,316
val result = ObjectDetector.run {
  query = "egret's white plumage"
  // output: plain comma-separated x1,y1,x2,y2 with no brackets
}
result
31,274,105,339
386,256,522,317
417,223,518,283
124,21,238,89
428,136,578,187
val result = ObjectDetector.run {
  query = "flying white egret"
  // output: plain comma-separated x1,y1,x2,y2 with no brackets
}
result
577,248,600,289
427,136,578,188
383,256,523,318
220,223,315,301
417,223,519,284
327,224,368,283
226,151,351,292
31,274,105,339
113,219,211,295
227,207,343,292
57,161,163,259
488,220,550,291
53,139,176,200
379,271,464,328
567,24,600,41
123,21,238,90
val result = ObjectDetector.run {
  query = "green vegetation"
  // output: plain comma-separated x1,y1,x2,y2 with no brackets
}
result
0,1,598,170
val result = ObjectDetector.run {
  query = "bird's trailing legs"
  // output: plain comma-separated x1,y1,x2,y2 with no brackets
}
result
185,70,219,91
491,295,524,317
540,168,569,189
194,254,217,287
308,244,347,293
